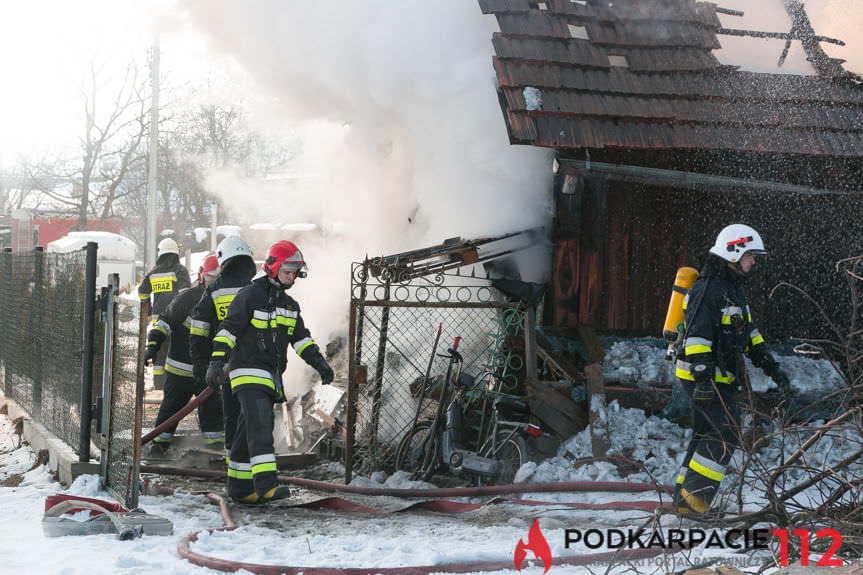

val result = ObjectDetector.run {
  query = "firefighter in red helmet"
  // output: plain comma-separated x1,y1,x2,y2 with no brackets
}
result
206,240,334,503
144,254,223,456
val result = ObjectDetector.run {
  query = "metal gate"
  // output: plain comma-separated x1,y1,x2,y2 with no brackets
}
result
345,259,527,481
100,274,146,508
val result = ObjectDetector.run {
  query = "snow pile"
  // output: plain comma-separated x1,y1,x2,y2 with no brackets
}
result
601,337,844,395
602,338,675,385
523,86,542,110
524,401,689,488
0,340,858,573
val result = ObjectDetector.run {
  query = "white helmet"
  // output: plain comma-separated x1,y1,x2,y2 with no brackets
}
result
709,224,766,263
216,235,253,267
157,238,179,257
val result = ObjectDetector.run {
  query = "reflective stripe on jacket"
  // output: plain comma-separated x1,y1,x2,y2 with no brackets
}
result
145,283,204,377
212,276,323,399
138,260,191,317
675,261,768,385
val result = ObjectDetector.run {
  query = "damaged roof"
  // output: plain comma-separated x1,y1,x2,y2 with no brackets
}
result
480,0,863,158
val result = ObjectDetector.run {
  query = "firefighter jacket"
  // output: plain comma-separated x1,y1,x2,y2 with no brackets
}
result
138,254,191,318
675,254,777,386
188,258,257,371
146,283,204,378
210,276,324,401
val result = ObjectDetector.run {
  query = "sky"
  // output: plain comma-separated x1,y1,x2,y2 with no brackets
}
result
0,341,853,574
713,0,863,74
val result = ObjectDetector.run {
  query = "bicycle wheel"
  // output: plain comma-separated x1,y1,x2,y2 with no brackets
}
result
480,431,527,485
394,421,439,476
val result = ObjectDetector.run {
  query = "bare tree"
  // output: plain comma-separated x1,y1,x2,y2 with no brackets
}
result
75,58,148,229
153,103,298,239
0,155,76,214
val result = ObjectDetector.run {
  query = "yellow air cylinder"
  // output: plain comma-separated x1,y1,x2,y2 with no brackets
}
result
663,266,699,342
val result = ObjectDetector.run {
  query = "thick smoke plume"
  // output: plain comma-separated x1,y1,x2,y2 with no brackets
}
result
171,1,554,393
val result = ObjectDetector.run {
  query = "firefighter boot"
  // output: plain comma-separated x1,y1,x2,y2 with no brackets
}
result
260,486,292,504
232,493,260,504
677,488,711,515
147,441,170,458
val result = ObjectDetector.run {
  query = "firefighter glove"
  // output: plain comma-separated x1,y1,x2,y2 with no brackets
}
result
308,355,334,386
693,380,715,405
143,346,158,365
193,363,208,387
206,360,226,392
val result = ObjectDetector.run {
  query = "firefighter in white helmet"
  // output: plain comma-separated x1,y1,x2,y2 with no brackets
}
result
673,224,790,515
206,240,333,504
138,237,191,390
189,235,257,462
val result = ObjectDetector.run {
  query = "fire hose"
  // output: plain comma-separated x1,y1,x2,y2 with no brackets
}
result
140,463,673,498
176,490,685,574
140,387,215,446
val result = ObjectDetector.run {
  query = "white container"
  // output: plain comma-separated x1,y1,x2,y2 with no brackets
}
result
46,231,137,290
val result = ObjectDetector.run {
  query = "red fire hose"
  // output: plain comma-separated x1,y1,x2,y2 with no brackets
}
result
140,387,215,446
154,471,684,573
177,501,684,575
140,463,672,498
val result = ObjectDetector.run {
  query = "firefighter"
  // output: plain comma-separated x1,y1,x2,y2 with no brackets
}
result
189,235,257,461
673,224,790,515
205,240,334,503
144,255,224,456
138,237,191,390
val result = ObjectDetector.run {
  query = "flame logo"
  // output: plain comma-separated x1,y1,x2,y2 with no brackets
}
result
514,519,552,573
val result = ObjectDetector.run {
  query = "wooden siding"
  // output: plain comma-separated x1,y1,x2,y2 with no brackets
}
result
547,173,863,340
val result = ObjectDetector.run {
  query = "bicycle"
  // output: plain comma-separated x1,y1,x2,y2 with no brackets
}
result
394,338,543,485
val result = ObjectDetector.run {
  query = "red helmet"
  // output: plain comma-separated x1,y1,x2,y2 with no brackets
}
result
199,254,220,282
263,240,307,279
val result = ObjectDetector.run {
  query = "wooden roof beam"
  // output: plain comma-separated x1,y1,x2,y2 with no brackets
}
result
783,0,847,78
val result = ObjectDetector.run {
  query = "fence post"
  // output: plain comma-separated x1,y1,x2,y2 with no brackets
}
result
0,248,10,395
32,247,44,420
79,242,98,463
98,274,117,479
367,279,391,474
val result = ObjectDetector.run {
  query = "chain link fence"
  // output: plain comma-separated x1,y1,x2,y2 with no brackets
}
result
0,249,89,452
346,261,526,480
0,247,144,507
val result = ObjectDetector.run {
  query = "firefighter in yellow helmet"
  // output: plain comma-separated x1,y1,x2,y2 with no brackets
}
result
673,224,790,515
206,240,334,504
138,237,191,390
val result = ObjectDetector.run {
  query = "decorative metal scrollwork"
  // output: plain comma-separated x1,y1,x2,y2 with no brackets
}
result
351,260,497,305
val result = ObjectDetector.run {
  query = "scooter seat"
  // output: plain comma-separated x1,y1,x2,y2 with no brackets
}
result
493,396,529,421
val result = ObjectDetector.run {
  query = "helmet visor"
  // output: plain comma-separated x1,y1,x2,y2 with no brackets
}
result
279,262,305,273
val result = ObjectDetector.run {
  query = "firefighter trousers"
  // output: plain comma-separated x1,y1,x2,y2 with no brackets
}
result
221,378,241,454
227,386,278,499
153,372,223,445
152,342,169,390
677,380,741,510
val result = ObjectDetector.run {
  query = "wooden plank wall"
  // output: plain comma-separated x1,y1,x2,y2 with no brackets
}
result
549,175,863,341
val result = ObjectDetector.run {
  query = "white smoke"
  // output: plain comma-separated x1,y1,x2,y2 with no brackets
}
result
166,1,554,393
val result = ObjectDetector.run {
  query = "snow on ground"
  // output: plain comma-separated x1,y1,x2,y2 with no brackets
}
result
0,340,857,574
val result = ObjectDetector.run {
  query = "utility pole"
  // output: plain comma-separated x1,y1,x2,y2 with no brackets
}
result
146,42,160,268
210,202,218,252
